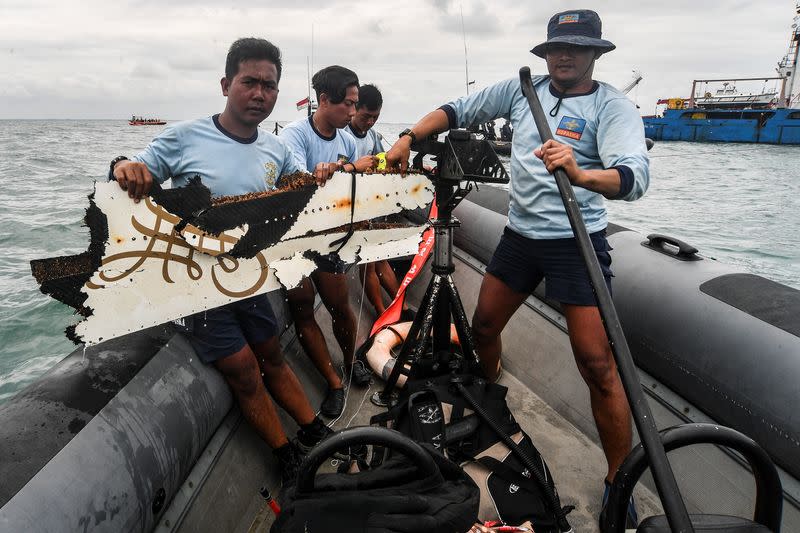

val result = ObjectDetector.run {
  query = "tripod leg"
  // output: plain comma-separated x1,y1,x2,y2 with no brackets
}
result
446,275,478,362
433,273,452,354
380,275,441,397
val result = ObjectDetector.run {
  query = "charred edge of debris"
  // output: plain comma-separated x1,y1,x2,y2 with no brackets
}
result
65,324,82,345
211,172,316,206
209,169,426,208
85,193,108,279
30,253,95,284
195,187,315,237
227,220,412,260
150,176,213,220
298,220,411,239
302,250,346,274
30,255,95,311
28,193,109,312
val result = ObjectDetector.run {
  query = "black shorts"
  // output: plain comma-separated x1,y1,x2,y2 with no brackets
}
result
486,227,613,306
314,252,347,274
189,294,278,363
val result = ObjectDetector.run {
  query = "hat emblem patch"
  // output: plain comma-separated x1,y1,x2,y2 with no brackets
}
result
558,13,580,24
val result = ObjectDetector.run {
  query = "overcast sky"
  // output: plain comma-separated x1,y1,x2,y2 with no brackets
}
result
1,0,797,123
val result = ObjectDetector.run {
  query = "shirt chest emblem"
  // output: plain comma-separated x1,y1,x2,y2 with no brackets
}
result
264,161,278,188
556,116,586,140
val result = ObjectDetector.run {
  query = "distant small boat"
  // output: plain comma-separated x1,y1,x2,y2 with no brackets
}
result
129,115,166,126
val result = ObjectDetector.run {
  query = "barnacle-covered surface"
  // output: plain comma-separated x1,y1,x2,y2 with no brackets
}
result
30,171,433,345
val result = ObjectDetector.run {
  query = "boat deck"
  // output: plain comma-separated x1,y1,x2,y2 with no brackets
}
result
162,256,663,533
247,371,662,533
155,213,800,532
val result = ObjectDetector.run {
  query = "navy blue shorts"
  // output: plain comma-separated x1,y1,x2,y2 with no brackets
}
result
189,294,279,363
486,227,613,306
315,252,347,274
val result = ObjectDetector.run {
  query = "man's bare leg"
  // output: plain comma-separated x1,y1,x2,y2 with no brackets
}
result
313,270,357,368
286,278,343,390
214,346,288,449
252,336,315,426
562,303,632,482
359,263,386,315
375,260,400,297
471,273,529,382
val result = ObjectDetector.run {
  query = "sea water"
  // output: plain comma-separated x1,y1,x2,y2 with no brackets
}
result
0,119,797,404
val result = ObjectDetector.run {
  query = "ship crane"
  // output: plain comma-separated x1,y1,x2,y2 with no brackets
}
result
620,70,644,95
776,1,800,107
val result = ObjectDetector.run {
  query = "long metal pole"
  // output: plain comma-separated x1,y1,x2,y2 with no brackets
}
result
306,56,312,118
518,67,694,533
460,5,470,95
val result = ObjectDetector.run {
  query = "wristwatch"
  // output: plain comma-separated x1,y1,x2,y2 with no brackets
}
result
398,128,417,144
108,155,128,181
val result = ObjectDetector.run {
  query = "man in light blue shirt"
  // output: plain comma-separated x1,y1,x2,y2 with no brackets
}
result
344,84,403,318
110,38,334,485
280,66,376,417
345,84,386,160
386,10,647,527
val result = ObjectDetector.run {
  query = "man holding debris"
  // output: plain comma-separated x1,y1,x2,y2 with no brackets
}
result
110,37,333,485
344,84,403,318
385,10,648,527
280,66,376,418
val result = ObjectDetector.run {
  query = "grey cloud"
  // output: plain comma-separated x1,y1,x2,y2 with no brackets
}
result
367,18,387,36
130,61,170,79
122,0,349,8
2,0,797,123
429,0,449,12
426,0,502,36
167,54,219,73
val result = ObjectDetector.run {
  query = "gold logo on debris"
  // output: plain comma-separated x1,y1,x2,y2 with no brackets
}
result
91,198,269,298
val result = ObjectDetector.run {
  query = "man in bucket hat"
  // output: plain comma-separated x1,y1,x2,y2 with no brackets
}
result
386,9,648,528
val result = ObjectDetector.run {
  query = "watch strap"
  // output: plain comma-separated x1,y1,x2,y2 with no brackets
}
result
108,156,129,181
399,129,417,143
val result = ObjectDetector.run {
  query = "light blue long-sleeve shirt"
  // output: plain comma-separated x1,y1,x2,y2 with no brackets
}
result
443,75,649,239
133,115,303,197
280,115,357,172
345,124,385,158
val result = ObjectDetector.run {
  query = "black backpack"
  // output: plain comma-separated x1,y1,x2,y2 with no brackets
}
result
271,426,480,533
371,374,572,532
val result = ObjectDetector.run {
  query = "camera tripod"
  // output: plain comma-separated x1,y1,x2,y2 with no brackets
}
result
376,130,509,404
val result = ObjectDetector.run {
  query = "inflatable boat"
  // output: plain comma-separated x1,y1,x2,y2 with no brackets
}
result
2,185,799,532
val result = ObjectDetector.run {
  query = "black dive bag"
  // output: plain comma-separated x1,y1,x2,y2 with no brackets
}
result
371,374,571,532
271,426,479,533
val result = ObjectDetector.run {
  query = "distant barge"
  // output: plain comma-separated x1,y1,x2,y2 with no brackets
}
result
643,2,800,145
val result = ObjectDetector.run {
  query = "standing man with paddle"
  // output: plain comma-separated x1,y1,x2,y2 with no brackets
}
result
385,9,649,527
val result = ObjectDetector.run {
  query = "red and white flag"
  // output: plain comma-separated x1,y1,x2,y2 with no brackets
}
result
296,97,310,110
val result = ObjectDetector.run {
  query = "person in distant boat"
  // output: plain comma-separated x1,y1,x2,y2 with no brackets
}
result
344,84,402,318
110,37,334,485
280,66,376,418
485,119,497,140
500,119,513,142
385,9,648,528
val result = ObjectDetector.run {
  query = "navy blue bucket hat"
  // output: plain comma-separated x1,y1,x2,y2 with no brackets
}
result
531,9,616,58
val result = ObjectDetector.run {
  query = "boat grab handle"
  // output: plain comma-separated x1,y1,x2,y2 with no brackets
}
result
295,426,439,493
642,233,701,261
